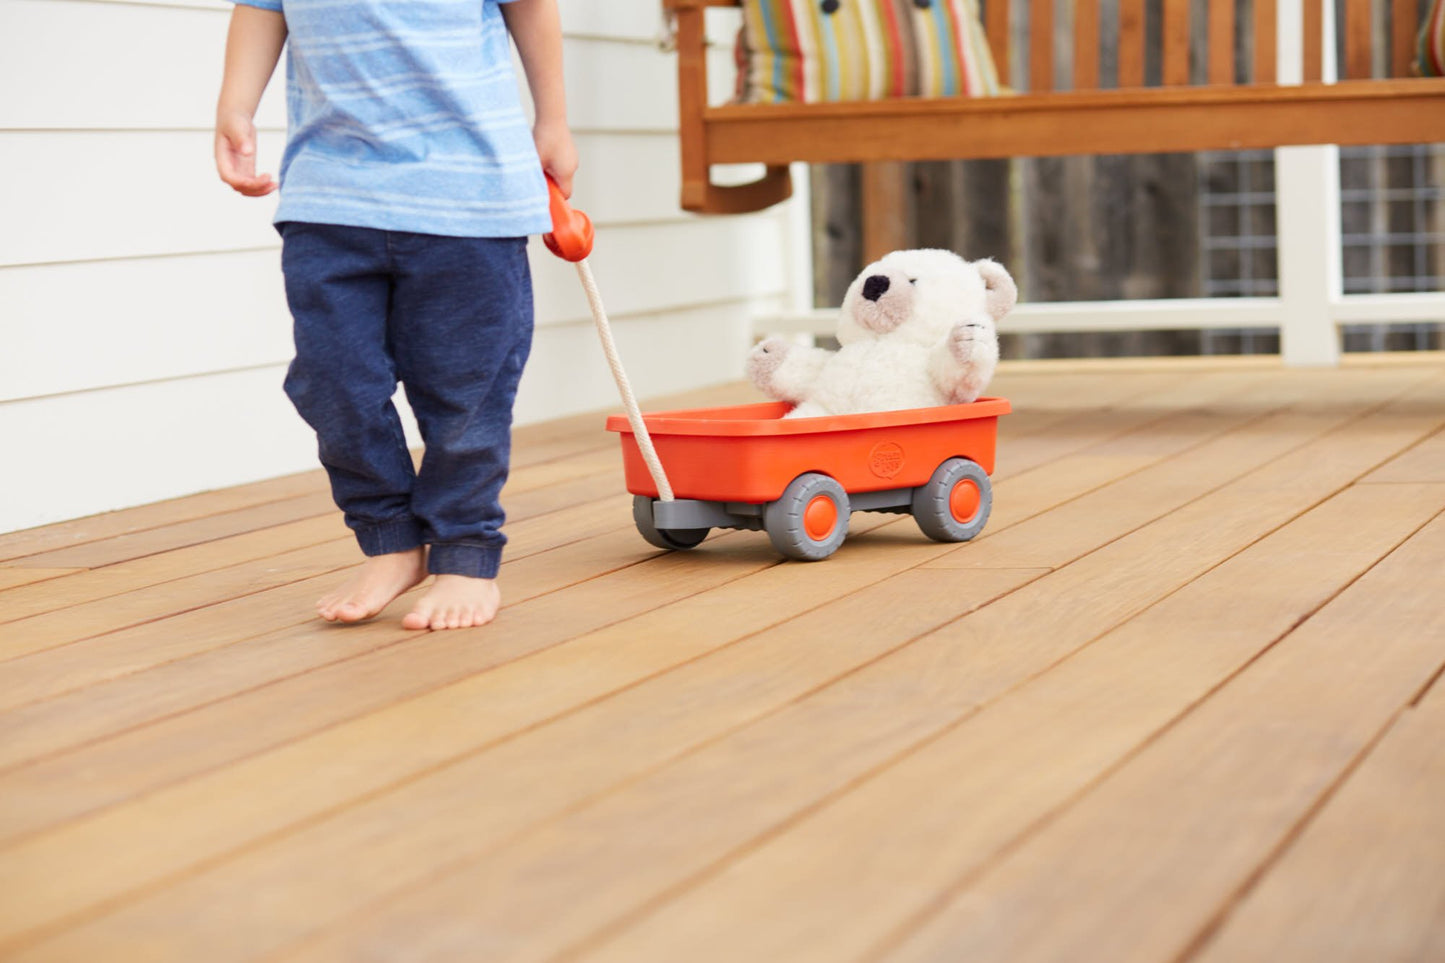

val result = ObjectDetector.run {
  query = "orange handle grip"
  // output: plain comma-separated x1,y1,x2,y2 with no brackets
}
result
542,175,594,262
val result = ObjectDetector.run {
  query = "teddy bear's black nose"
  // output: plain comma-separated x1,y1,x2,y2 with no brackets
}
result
862,275,890,301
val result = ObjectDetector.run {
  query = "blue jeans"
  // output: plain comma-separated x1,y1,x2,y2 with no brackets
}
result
279,222,533,578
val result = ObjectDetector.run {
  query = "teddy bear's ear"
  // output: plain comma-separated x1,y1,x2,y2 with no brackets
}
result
974,259,1018,322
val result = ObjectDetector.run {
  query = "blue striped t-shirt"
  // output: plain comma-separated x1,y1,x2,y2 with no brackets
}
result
232,0,552,238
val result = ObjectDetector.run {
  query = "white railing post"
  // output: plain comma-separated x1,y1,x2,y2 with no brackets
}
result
1274,0,1343,365
1276,146,1344,365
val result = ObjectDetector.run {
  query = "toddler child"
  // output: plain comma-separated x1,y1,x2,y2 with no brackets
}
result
215,0,576,629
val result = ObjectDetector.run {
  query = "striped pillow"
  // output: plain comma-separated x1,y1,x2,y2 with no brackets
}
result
1419,0,1444,76
737,0,1002,103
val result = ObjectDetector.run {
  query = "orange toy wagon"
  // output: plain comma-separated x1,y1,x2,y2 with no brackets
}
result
606,399,1011,561
543,177,1010,561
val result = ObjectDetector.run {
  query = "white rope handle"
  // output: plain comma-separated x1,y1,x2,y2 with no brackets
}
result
575,259,675,502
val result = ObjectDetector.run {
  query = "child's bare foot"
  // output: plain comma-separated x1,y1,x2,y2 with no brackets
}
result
402,574,501,631
317,548,427,623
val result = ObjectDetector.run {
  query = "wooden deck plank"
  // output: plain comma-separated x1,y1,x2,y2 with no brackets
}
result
0,571,386,716
250,386,1445,963
27,371,1434,962
993,367,1290,478
0,401,1150,942
931,368,1441,571
0,514,343,626
4,563,1044,963
2,361,1442,960
563,483,1445,962
0,501,642,764
0,393,1219,873
0,410,610,569
308,483,1445,963
0,532,355,659
0,478,631,707
0,471,327,564
1360,426,1445,483
0,569,83,592
0,537,919,950
0,489,638,717
0,534,354,661
1190,670,1445,963
0,371,1328,953
0,520,699,841
2,492,339,571
0,455,634,665
0,535,770,813
0,446,619,625
880,521,1445,963
0,366,1253,835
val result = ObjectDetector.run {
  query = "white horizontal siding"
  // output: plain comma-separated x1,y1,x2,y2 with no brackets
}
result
0,0,288,130
1,1,733,132
0,367,319,535
557,2,668,43
0,250,292,403
0,130,771,268
0,131,286,267
0,0,801,533
531,216,789,332
515,296,782,426
2,215,787,404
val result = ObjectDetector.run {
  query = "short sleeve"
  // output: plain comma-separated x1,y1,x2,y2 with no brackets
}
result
231,0,283,12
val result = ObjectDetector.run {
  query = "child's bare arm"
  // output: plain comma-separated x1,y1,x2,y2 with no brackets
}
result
500,0,578,196
215,5,287,197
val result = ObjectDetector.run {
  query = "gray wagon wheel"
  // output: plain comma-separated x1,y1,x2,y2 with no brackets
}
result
763,473,850,561
632,496,709,551
912,457,992,542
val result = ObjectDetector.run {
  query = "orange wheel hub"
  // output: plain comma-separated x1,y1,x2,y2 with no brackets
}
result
804,495,839,541
950,479,982,524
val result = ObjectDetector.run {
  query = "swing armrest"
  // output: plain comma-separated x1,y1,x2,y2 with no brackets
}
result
668,0,792,214
681,165,793,214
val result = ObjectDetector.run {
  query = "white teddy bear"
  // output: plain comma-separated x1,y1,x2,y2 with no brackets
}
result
747,248,1017,419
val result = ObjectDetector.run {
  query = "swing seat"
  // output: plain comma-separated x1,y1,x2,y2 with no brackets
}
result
665,0,1445,215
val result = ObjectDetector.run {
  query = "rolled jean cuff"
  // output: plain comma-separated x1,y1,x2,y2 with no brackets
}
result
428,542,503,579
354,517,425,557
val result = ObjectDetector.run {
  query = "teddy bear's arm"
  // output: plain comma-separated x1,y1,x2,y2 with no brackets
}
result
929,314,1001,405
747,338,834,403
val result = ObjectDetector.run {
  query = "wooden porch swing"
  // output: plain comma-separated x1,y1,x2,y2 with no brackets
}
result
665,0,1445,216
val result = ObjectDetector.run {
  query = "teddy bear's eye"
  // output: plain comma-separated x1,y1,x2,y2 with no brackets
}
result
907,277,918,285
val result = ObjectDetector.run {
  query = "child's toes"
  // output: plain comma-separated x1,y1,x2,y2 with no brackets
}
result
402,604,433,631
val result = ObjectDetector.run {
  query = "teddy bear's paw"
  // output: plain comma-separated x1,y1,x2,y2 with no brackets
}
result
746,338,791,390
949,322,987,364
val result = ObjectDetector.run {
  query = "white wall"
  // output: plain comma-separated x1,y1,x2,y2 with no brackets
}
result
0,0,805,533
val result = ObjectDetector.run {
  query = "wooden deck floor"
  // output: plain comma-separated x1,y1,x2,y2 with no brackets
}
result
2,356,1444,962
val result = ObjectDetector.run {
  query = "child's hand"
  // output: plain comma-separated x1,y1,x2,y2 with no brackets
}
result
215,109,278,197
534,120,578,198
